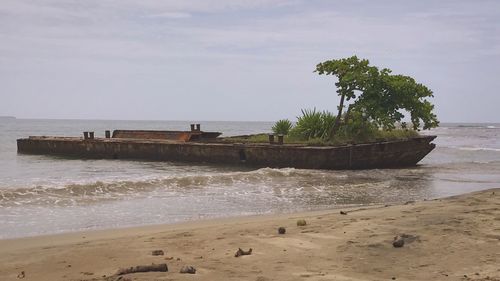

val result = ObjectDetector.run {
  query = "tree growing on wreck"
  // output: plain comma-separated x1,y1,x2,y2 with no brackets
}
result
315,56,439,138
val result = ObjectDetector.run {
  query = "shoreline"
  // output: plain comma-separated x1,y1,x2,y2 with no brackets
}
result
1,189,499,280
1,202,375,241
0,208,351,248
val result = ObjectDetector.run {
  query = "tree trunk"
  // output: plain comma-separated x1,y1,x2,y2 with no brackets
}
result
344,104,353,125
330,93,346,137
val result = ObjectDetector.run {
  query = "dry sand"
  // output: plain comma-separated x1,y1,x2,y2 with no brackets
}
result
1,189,499,281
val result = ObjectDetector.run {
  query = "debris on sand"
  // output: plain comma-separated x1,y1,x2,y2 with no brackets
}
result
296,219,307,226
235,248,252,257
393,233,419,248
116,263,168,275
278,227,286,234
151,250,164,256
180,265,196,274
393,237,405,248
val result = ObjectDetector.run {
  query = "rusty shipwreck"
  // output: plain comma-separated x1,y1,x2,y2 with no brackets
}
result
16,124,436,170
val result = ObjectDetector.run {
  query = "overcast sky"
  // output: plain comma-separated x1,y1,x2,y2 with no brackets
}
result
0,0,499,122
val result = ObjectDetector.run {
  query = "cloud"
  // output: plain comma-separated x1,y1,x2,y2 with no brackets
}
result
1,0,496,61
0,0,499,121
145,12,192,19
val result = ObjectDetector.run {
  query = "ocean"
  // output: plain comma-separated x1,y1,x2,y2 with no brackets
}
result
0,119,499,239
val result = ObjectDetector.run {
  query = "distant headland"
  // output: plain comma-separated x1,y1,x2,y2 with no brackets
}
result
0,116,16,120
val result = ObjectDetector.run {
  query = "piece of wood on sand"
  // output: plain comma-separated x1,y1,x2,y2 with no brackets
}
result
234,248,252,257
116,263,168,275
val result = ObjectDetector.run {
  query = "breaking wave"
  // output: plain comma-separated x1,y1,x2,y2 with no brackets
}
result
0,168,339,207
455,146,500,152
454,125,498,129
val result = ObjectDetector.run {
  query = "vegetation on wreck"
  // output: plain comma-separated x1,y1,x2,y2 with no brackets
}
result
272,119,293,135
265,55,439,145
227,125,419,146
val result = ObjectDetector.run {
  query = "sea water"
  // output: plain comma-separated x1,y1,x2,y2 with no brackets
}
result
0,119,499,238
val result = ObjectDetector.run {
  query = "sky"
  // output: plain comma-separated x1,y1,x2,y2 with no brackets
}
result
0,0,499,122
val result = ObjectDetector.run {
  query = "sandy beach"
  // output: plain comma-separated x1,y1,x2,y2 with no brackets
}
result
1,188,499,281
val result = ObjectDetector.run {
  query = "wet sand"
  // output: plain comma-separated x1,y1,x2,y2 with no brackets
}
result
1,189,499,281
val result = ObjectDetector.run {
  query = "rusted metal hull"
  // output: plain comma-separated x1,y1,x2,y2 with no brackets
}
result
16,136,436,170
111,129,222,141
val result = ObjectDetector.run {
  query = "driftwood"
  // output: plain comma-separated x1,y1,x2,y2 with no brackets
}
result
151,250,164,256
234,248,252,257
116,263,168,275
393,233,419,248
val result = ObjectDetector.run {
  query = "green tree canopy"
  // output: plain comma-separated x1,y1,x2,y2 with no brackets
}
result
315,56,439,137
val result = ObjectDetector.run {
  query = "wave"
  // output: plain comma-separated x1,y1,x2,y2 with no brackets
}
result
0,168,335,206
455,146,500,152
434,146,500,156
454,124,498,129
434,177,500,184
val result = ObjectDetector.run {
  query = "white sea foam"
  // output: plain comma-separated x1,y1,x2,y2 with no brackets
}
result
456,146,500,152
0,167,335,207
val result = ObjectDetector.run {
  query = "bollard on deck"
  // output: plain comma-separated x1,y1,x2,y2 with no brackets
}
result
268,134,275,144
277,134,284,145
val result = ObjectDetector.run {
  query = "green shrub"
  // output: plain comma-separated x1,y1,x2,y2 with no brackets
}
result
373,128,419,140
272,119,293,135
320,111,336,139
334,111,419,144
289,109,336,140
290,109,322,139
335,110,378,142
223,134,269,143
